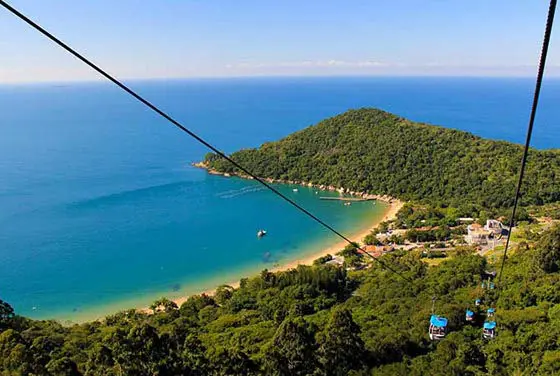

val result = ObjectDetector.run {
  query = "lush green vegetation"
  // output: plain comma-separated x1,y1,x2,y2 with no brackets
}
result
204,109,560,209
1,225,559,375
529,202,560,220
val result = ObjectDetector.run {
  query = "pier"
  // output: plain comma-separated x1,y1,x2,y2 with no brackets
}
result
319,197,376,202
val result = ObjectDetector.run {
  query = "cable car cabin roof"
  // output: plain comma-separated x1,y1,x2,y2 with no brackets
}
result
466,310,474,316
483,321,497,330
430,315,448,328
487,308,495,314
475,299,481,304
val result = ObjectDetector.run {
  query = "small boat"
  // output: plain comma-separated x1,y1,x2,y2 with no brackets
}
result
344,202,351,206
257,230,267,238
293,188,298,192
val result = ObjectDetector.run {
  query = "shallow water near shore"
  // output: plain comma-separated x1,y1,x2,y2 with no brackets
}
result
1,77,559,321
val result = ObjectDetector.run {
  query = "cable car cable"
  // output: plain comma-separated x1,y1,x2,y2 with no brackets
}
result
479,0,557,341
497,0,557,287
0,0,414,283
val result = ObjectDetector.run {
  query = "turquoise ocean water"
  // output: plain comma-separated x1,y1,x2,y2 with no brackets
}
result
0,77,559,321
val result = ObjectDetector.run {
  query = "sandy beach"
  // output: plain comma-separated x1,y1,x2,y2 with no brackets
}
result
152,198,403,311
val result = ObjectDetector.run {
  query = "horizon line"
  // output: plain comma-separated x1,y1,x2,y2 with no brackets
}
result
2,73,560,86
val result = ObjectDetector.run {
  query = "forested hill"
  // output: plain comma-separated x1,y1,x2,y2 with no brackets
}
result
204,108,560,208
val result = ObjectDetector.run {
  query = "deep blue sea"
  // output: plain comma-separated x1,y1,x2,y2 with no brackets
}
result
0,77,559,321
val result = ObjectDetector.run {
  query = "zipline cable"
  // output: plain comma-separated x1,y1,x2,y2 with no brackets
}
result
497,0,557,287
0,0,413,282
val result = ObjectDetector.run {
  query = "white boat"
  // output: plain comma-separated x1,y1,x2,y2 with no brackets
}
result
293,188,298,192
257,230,267,238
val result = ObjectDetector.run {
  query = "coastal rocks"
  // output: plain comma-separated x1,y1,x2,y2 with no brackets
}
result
192,161,397,204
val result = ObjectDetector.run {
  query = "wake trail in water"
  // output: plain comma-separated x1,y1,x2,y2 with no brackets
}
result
216,185,266,199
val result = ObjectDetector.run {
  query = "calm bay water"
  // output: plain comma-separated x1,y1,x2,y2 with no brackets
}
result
0,77,559,321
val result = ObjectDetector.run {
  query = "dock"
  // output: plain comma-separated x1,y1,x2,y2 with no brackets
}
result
319,197,375,202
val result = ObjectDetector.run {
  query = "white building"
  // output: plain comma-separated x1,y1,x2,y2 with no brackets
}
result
465,219,503,246
484,219,503,235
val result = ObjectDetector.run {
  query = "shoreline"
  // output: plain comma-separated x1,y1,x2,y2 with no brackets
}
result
47,195,400,324
46,166,403,322
147,194,403,312
192,161,399,204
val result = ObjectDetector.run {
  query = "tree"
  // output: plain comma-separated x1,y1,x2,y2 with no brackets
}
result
0,329,32,374
318,308,366,375
364,233,382,246
534,224,560,273
150,297,178,314
214,285,234,305
46,357,81,376
84,344,116,376
264,317,318,375
338,242,360,257
182,333,209,375
0,299,14,329
179,294,216,317
206,346,257,376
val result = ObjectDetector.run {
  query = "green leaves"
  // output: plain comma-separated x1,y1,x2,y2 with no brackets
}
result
0,299,14,329
317,308,366,375
264,317,318,376
534,224,560,273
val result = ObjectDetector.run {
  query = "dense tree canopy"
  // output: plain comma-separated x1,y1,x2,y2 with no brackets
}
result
534,224,560,273
205,108,560,209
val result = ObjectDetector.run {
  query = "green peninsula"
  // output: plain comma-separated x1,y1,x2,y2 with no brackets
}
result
205,108,560,209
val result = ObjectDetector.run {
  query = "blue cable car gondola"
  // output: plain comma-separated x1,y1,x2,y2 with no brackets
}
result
483,321,496,339
429,315,448,340
465,309,474,322
475,299,481,306
487,307,495,318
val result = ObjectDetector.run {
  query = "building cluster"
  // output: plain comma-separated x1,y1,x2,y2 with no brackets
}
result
358,245,395,258
465,219,504,245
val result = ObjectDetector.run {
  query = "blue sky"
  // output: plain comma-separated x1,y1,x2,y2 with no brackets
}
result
0,0,559,83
